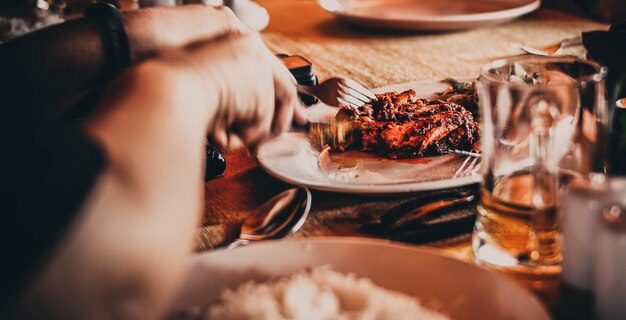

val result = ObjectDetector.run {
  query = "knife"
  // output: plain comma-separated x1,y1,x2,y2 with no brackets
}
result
357,187,478,235
391,212,476,244
292,120,354,151
385,194,477,234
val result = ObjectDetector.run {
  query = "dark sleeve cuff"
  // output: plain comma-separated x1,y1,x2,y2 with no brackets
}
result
0,124,107,316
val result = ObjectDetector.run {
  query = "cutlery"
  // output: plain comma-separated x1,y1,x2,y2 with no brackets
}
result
384,193,477,234
453,155,481,178
357,188,477,234
392,212,476,244
227,186,312,249
296,77,377,108
510,36,582,56
292,120,354,151
447,149,481,158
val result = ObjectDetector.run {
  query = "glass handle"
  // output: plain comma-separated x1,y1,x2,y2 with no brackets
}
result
528,98,561,264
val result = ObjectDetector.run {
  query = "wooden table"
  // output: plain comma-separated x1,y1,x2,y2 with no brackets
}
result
195,0,606,316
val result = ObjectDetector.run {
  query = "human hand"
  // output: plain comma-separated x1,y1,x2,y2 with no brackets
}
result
170,33,307,151
122,4,249,62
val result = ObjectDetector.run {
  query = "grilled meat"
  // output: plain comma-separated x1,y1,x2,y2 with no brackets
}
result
335,89,479,159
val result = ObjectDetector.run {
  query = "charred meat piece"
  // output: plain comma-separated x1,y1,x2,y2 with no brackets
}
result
335,89,479,158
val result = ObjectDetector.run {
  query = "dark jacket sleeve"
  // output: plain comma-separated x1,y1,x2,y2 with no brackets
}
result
0,20,117,316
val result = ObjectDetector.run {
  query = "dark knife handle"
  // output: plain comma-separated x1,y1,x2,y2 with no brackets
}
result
357,194,477,236
391,212,476,244
387,198,477,234
379,187,477,226
387,194,476,232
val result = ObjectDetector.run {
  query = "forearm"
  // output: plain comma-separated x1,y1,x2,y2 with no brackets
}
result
0,18,112,118
85,59,215,192
123,5,247,62
0,4,246,117
14,30,299,318
19,60,216,320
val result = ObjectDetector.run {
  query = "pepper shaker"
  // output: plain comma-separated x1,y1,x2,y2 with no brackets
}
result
561,174,609,291
558,174,610,319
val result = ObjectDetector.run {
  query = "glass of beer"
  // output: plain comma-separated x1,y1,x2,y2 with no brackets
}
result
472,56,608,275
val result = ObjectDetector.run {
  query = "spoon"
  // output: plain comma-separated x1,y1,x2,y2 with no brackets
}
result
227,186,312,249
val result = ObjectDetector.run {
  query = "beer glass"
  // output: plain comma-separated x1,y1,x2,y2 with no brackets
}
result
472,56,608,274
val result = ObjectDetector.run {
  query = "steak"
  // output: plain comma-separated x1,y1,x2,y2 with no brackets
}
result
335,89,479,159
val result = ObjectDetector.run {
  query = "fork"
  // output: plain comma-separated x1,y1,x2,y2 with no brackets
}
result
447,149,481,158
296,77,377,108
510,36,582,56
453,155,481,178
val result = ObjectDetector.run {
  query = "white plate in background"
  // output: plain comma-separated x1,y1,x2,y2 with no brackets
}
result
318,0,540,31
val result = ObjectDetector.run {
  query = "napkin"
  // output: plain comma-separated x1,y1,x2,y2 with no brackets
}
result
583,22,626,175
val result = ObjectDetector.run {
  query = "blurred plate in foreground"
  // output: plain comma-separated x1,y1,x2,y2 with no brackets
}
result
169,237,551,320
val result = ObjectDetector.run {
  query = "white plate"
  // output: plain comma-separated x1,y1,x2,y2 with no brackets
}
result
257,78,480,195
318,0,540,31
169,237,551,320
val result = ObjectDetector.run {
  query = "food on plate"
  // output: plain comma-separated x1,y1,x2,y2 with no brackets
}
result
334,89,480,159
435,78,478,116
434,69,540,117
207,266,449,320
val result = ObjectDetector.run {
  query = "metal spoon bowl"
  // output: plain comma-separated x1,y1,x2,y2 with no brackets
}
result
227,186,312,249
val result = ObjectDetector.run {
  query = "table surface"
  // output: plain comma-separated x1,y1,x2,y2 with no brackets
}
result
194,0,606,313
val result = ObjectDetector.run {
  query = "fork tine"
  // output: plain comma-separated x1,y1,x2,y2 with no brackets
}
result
470,159,482,175
338,82,373,104
454,156,481,178
339,86,370,105
454,156,472,178
341,78,378,101
462,157,480,176
338,92,365,108
337,96,360,109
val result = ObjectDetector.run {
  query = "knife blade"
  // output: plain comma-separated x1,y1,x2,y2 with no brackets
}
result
357,187,478,235
391,212,476,244
292,120,354,151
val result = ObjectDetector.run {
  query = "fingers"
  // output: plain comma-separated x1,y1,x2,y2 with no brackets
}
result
269,56,311,135
212,128,228,150
238,119,273,148
227,133,244,150
210,129,244,151
185,4,250,38
293,103,308,126
270,57,299,134
185,33,304,151
123,5,250,62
